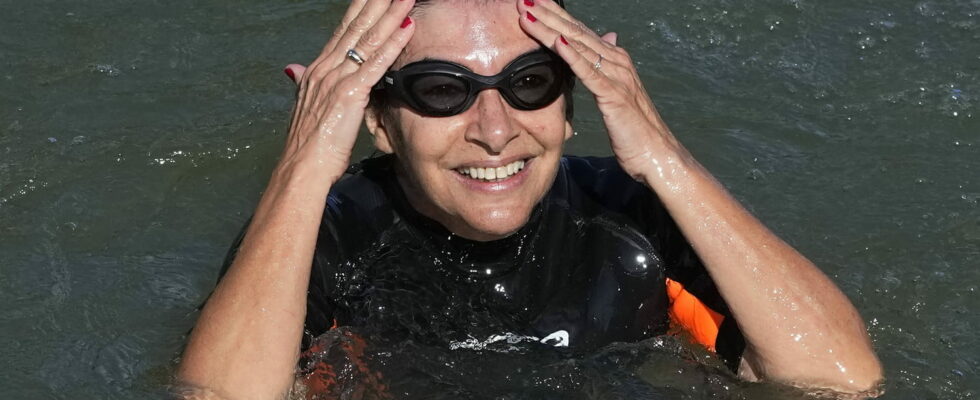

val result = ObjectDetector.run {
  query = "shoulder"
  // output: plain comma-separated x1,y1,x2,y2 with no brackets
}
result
316,154,400,261
556,155,658,216
326,155,394,216
559,155,632,184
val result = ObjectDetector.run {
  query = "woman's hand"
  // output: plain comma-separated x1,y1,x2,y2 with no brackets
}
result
176,1,415,399
516,1,883,393
516,0,683,181
280,0,416,184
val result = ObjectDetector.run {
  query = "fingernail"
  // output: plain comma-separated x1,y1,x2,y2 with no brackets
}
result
284,68,295,80
526,11,537,22
560,35,569,45
524,0,534,6
400,16,412,28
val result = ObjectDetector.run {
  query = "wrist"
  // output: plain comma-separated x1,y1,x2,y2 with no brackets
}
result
635,151,696,191
268,154,341,200
273,144,351,188
617,131,699,188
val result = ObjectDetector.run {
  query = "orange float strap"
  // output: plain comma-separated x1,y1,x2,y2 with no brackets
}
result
665,278,725,352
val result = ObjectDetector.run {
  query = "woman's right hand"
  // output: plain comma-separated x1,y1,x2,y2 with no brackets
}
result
176,3,415,398
279,0,415,184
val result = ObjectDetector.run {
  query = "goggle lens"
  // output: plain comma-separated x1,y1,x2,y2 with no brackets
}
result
407,74,472,115
378,50,570,117
509,63,559,105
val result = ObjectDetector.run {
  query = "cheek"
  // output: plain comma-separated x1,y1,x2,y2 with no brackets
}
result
397,115,445,160
396,114,468,176
525,101,571,148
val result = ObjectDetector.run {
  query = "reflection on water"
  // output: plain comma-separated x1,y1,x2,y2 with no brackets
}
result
0,0,977,398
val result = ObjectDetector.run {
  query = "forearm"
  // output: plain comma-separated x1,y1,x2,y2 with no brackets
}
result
636,133,881,391
177,159,334,400
173,0,418,395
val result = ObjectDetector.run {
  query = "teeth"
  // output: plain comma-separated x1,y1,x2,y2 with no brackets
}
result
456,160,526,182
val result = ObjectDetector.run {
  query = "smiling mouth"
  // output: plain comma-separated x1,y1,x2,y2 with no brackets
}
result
454,159,528,182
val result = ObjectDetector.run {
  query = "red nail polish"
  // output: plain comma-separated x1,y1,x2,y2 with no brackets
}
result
526,11,537,22
284,68,295,80
400,16,412,28
524,0,534,6
560,35,569,45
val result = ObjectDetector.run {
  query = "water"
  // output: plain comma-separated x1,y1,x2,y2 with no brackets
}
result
0,0,976,398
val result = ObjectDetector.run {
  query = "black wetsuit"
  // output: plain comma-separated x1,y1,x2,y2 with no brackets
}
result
252,154,746,370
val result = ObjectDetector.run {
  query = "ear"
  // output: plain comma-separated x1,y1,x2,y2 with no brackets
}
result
562,95,574,141
364,107,395,154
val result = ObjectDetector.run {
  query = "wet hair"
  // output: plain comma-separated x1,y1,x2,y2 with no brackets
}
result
368,0,573,122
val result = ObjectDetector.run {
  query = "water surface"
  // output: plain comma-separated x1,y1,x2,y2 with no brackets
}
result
0,0,977,398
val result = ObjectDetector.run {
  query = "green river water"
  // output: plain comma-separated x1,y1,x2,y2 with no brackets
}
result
0,0,977,398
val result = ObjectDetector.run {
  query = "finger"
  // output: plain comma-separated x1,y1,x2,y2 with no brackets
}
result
309,15,415,124
328,0,399,68
601,32,617,46
519,7,624,75
346,16,415,98
299,0,395,95
553,35,614,96
350,0,415,64
517,0,615,55
322,0,370,55
284,64,307,84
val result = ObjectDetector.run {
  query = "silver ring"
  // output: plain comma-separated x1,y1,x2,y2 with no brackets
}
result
594,54,603,70
346,49,366,65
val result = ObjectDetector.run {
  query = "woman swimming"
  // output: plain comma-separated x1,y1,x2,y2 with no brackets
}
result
177,0,883,398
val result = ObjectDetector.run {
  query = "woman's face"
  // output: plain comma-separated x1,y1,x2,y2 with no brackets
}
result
369,0,572,241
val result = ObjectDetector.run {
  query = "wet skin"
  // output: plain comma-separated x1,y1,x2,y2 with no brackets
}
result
177,0,883,397
366,2,573,241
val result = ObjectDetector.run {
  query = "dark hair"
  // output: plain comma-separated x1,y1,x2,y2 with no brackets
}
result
368,0,573,122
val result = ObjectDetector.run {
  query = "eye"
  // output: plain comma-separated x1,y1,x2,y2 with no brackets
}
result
419,83,466,98
510,63,559,104
512,73,549,90
510,63,557,93
409,74,470,111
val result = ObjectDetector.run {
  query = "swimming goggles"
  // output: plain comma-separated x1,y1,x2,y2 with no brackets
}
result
374,49,571,117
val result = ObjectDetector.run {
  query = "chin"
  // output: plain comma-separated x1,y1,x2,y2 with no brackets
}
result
453,205,535,242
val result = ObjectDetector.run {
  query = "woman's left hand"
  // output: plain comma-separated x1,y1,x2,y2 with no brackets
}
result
517,0,683,180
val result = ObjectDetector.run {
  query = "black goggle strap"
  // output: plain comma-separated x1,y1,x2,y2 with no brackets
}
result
376,49,561,91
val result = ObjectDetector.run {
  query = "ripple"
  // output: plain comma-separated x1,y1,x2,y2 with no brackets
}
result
91,63,121,77
146,145,254,168
0,178,49,209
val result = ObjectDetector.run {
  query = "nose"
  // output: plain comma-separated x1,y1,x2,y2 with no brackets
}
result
464,90,519,154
